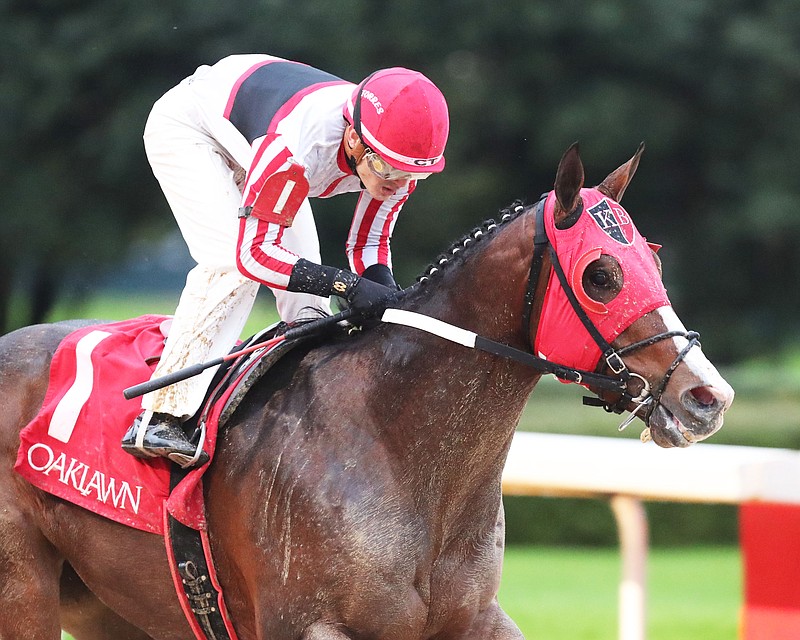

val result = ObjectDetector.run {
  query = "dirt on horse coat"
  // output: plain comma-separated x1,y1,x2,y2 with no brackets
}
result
0,145,733,640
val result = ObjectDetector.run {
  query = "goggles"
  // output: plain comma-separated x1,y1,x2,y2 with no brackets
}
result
362,148,432,181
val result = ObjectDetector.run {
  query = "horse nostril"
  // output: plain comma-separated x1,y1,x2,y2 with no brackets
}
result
688,385,718,409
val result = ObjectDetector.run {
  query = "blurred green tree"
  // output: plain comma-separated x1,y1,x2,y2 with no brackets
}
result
2,0,798,361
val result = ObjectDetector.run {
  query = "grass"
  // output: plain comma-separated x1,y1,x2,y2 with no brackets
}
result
499,545,741,640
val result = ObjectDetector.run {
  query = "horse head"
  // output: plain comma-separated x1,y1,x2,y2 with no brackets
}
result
528,142,734,447
402,142,732,449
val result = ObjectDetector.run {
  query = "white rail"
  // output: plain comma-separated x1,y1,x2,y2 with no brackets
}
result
501,432,800,640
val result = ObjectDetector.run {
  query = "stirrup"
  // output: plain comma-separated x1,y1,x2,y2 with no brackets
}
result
167,422,208,469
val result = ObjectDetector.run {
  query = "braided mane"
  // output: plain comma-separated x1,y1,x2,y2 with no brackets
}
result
415,199,529,285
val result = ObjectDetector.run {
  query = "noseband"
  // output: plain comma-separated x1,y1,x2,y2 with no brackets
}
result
521,198,701,428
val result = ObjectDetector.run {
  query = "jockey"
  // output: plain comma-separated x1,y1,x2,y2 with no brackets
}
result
121,54,449,467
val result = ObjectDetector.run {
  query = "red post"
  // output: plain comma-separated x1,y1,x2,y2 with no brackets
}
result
740,502,800,639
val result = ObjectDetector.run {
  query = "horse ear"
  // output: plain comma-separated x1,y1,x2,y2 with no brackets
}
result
597,142,645,202
554,142,584,223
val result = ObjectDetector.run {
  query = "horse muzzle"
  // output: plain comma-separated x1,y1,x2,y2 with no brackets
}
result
644,376,735,448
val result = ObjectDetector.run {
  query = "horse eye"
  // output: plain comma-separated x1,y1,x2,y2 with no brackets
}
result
590,270,609,287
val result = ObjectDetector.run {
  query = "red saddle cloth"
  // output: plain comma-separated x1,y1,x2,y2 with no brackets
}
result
14,315,219,534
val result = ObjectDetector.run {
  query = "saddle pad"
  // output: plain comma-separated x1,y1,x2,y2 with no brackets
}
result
14,315,205,534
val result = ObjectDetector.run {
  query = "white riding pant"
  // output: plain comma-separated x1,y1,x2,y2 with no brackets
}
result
140,82,330,419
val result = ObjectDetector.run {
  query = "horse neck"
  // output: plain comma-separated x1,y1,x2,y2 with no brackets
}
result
409,211,536,348
378,213,541,504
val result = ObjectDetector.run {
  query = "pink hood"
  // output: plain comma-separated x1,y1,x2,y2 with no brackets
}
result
534,188,670,374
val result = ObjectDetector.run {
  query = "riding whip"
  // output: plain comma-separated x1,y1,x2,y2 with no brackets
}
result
122,307,357,400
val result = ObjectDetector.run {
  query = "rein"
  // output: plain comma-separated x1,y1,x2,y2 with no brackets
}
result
380,309,628,393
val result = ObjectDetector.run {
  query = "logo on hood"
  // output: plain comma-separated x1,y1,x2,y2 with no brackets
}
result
587,199,633,245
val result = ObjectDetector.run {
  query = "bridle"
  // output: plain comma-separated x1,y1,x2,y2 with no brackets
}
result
376,196,700,431
521,196,701,429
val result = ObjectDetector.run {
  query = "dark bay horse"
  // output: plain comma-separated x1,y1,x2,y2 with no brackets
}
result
0,145,733,639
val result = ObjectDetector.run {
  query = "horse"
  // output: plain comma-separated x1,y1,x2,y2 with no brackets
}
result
0,144,734,640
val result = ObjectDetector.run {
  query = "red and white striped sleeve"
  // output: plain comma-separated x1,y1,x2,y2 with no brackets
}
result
235,134,302,290
346,180,416,275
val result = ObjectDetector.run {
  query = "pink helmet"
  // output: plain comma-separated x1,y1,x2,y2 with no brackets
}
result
344,68,449,174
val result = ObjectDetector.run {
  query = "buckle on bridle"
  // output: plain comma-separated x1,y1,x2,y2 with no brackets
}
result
605,351,627,375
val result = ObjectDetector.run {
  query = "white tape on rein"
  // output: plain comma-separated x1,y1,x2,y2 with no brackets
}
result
380,309,477,348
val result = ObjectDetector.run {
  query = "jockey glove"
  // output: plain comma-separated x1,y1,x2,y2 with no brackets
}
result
346,277,395,313
288,258,396,314
361,263,400,290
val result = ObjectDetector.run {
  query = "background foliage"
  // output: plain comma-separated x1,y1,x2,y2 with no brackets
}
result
4,0,800,363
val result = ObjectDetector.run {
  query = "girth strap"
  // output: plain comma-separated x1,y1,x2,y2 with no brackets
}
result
165,465,239,640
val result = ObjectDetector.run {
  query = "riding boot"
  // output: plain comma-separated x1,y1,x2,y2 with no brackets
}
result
121,411,210,468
